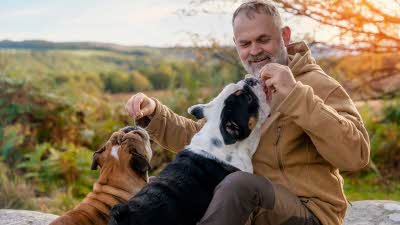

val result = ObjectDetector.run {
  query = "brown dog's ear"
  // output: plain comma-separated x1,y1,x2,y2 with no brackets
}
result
91,152,100,170
130,152,151,174
91,145,106,170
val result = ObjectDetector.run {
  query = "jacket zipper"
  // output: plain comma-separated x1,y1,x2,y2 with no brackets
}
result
275,126,293,190
275,126,283,170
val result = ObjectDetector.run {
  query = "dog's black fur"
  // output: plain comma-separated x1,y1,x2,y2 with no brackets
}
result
109,150,238,225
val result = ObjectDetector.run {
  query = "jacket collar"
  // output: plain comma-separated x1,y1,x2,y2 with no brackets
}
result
287,41,322,77
287,41,310,56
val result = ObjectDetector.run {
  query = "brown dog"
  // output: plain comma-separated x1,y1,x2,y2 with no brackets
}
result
50,126,152,225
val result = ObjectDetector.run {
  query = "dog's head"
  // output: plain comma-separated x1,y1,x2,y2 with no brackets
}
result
91,126,152,185
188,76,270,145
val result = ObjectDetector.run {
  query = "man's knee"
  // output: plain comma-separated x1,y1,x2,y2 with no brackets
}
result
214,171,275,209
217,171,272,192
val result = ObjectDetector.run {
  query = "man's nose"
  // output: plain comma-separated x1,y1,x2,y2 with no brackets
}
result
249,43,263,56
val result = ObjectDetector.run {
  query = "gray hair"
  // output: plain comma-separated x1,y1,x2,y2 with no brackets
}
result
232,1,283,29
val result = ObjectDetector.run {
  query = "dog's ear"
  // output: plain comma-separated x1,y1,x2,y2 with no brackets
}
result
188,104,205,119
130,152,151,174
91,145,106,170
91,152,100,170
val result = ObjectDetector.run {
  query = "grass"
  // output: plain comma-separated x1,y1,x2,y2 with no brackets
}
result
344,173,400,201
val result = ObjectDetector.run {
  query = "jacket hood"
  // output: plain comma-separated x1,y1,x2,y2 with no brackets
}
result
287,41,324,77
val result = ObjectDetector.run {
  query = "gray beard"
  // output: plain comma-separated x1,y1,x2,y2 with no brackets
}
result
243,44,288,77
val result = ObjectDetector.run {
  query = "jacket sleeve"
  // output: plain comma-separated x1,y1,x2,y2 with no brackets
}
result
136,98,204,152
276,81,370,171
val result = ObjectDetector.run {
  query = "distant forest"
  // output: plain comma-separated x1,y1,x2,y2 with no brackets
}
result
0,40,246,94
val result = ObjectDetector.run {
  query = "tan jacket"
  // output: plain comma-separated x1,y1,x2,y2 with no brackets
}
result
139,41,370,225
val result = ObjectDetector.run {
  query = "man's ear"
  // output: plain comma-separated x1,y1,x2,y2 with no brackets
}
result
188,104,205,119
281,26,291,47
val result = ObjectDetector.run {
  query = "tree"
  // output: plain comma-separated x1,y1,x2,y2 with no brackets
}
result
130,71,152,91
183,0,400,53
274,0,400,53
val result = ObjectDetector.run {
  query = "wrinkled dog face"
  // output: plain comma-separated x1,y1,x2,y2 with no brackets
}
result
91,126,152,177
189,76,270,145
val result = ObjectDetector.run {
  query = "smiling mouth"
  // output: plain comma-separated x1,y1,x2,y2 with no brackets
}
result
250,57,270,64
252,59,265,63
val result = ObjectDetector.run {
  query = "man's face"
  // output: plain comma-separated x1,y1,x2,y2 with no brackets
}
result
233,12,288,76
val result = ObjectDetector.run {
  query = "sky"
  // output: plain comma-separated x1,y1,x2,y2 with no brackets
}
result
0,0,330,47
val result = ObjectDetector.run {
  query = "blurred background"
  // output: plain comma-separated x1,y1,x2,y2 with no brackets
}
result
0,0,399,214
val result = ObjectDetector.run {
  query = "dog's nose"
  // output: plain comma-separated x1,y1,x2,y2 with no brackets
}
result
131,129,149,140
244,77,260,87
122,129,148,142
122,126,138,134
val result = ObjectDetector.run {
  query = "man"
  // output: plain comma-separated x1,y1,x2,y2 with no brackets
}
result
125,1,370,225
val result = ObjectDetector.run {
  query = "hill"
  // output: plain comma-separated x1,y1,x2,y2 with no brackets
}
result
0,40,244,94
0,40,196,60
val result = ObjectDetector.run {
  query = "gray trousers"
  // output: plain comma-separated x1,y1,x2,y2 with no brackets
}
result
197,171,322,225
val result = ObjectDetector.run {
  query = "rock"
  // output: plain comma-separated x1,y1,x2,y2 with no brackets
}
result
1,200,400,225
0,209,58,225
345,200,400,225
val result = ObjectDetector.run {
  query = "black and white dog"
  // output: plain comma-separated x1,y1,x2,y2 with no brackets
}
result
109,76,270,225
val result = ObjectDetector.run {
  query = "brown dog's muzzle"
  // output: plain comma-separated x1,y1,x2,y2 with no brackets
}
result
122,127,152,174
91,126,152,175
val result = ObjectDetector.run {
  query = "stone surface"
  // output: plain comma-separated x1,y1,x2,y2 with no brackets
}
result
0,209,58,225
344,200,400,225
1,200,400,224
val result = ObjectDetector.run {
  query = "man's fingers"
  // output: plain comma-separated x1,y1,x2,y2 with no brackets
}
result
263,62,281,69
260,66,277,80
260,63,284,78
125,97,135,117
124,92,154,120
265,79,277,94
140,106,152,117
265,78,274,87
133,95,144,119
260,67,271,79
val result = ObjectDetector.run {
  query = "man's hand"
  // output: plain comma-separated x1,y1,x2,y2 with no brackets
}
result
125,93,156,120
260,63,296,100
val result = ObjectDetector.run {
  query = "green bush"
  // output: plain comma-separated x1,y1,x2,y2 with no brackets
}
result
360,98,400,178
18,143,98,198
100,71,152,93
0,158,37,210
0,75,127,213
0,77,84,163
